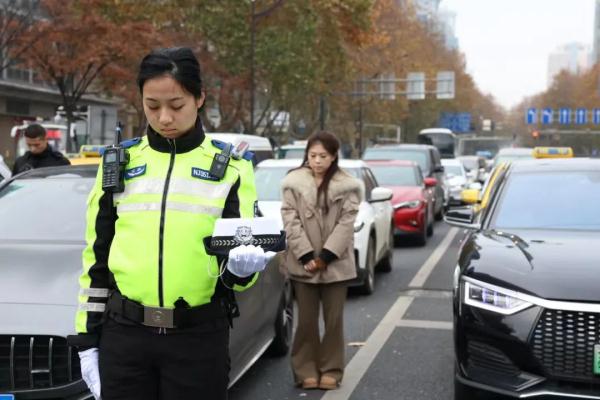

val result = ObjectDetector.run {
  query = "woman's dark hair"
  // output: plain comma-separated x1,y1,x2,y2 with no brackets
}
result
300,130,341,214
137,47,203,98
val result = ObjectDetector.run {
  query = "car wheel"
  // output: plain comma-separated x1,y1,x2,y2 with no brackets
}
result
359,237,376,295
415,215,427,246
376,226,394,273
426,211,434,237
434,201,444,221
267,280,294,357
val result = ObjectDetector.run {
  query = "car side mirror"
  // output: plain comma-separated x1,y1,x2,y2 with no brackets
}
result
424,177,438,188
434,165,444,173
444,206,480,229
370,187,393,203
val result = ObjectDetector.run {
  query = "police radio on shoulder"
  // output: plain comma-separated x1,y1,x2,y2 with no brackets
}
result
209,140,251,180
102,122,130,193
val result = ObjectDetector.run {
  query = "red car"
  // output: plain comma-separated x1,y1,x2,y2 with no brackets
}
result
366,160,437,246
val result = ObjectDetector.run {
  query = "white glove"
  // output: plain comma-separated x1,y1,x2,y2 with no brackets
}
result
79,348,101,400
227,244,276,278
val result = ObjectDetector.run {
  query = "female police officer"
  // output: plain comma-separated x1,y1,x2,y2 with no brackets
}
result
68,47,269,400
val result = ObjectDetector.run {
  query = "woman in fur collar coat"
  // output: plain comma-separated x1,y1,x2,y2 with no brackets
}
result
280,131,361,391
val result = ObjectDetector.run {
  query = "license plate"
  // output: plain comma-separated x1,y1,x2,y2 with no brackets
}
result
0,395,14,400
594,344,600,374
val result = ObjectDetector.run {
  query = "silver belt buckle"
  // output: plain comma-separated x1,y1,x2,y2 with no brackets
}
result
143,306,175,328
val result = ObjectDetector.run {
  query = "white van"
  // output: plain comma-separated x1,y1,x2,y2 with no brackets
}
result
208,133,274,165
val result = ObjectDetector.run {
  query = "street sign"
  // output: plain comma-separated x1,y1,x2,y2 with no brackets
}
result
436,71,455,99
559,108,571,124
526,108,537,124
407,72,425,100
378,73,396,100
576,108,587,125
594,109,600,125
541,108,553,125
439,112,471,133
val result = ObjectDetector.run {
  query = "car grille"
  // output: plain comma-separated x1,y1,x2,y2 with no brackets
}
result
467,340,521,376
531,309,600,382
0,335,81,391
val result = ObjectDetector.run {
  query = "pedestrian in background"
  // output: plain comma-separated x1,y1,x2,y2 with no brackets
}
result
69,47,269,400
280,131,361,390
12,123,70,174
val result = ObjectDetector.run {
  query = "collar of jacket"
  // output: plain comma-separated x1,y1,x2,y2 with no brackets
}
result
146,119,205,154
281,166,363,209
28,144,54,159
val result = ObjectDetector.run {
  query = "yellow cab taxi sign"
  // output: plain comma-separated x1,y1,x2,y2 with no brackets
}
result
69,145,105,165
532,146,573,159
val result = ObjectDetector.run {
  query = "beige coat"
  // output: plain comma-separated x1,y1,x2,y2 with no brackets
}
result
281,167,362,284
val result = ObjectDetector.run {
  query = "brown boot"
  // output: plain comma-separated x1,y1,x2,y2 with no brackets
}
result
301,377,319,390
319,375,339,390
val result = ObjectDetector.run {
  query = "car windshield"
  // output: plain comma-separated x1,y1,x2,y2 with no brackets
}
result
254,166,294,201
494,154,533,166
363,149,428,173
444,165,464,177
369,165,417,186
255,165,361,201
0,177,94,241
281,148,305,159
491,171,600,231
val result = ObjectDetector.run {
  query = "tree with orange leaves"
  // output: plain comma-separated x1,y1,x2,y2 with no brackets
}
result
19,0,156,151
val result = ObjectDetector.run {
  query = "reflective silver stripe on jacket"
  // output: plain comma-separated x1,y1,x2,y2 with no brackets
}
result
117,201,223,216
114,178,232,201
79,303,106,312
79,288,109,298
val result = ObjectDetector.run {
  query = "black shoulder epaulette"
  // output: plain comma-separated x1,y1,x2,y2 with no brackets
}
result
210,140,254,161
120,137,142,149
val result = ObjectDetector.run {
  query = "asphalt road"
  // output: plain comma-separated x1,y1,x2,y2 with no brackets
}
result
229,220,464,400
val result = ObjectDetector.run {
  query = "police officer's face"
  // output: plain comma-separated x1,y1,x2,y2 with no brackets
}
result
25,137,48,155
142,75,205,139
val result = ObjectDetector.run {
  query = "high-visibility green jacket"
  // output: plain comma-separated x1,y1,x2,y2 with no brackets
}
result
74,122,258,346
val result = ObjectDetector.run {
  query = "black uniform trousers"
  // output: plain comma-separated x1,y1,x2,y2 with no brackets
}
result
99,317,230,400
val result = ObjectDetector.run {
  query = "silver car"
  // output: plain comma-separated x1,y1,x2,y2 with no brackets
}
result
0,165,293,399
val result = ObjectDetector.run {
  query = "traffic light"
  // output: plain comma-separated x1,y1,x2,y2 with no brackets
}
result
532,130,540,140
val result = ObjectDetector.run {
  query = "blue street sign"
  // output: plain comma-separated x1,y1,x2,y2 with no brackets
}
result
526,108,537,124
575,108,587,125
439,112,471,133
559,108,571,124
594,109,600,125
541,108,553,125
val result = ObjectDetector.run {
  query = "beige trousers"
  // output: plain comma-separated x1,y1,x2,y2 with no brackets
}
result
291,281,348,384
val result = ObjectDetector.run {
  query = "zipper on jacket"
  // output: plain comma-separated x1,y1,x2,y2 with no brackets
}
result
158,139,176,307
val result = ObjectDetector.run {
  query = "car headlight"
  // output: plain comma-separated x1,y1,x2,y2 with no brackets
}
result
463,280,532,315
393,200,421,210
354,221,365,232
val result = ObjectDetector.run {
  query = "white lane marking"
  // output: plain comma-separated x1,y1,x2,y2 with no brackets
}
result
322,227,460,400
397,319,452,330
321,296,414,400
408,227,459,288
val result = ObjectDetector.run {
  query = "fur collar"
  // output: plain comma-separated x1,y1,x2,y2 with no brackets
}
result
281,166,363,206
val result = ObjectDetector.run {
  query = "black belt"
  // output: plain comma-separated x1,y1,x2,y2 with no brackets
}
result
106,292,227,329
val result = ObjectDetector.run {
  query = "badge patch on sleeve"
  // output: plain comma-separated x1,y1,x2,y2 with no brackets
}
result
191,167,220,181
125,164,146,180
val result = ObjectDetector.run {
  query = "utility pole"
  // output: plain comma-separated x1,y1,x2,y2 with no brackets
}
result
250,0,256,135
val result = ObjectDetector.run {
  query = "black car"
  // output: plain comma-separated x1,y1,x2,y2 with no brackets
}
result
446,157,600,399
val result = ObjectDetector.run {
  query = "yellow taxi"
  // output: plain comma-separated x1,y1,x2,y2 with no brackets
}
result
68,145,104,165
459,146,573,213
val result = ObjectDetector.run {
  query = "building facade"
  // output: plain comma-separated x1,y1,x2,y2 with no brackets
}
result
547,42,592,87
